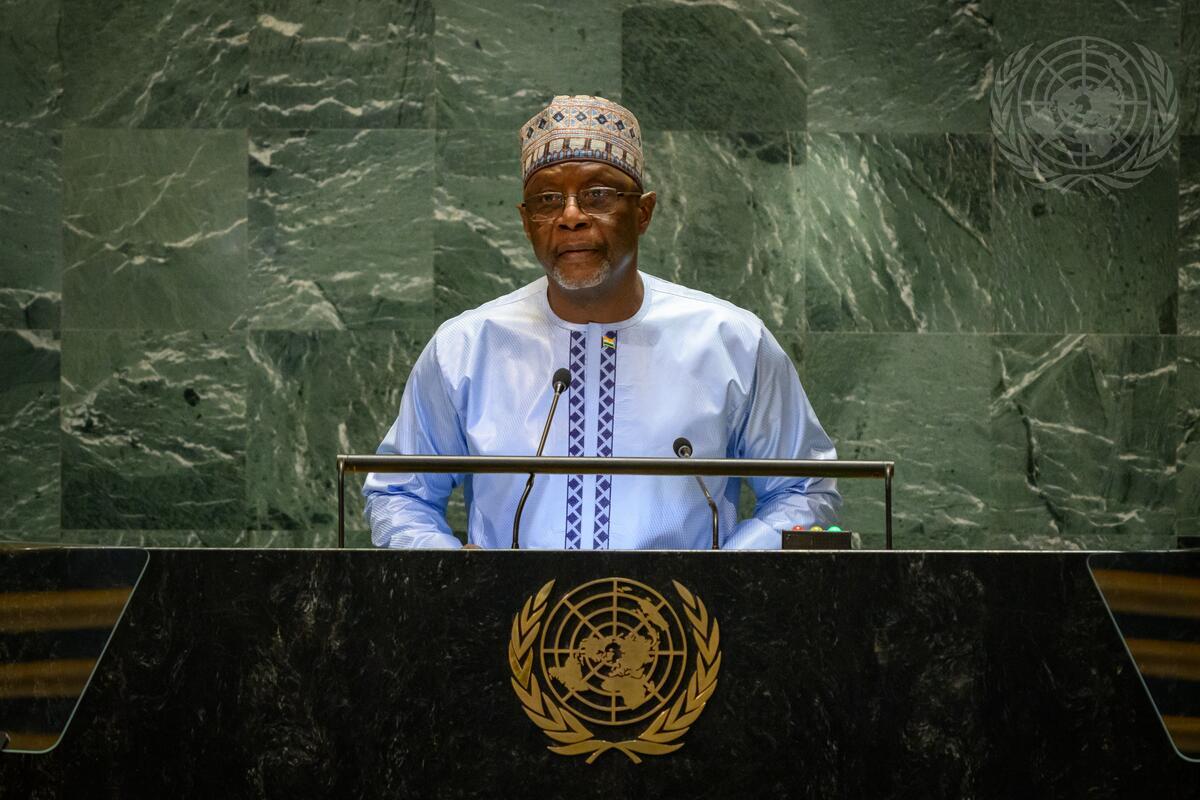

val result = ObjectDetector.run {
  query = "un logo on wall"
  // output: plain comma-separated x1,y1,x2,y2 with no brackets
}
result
508,577,721,763
991,36,1178,192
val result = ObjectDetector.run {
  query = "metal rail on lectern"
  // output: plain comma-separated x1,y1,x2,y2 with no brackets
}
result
336,455,895,550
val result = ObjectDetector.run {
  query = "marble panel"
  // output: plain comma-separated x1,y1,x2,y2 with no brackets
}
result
1184,0,1200,134
435,0,621,130
990,335,1177,545
622,1,804,131
1181,137,1200,335
60,330,247,529
995,0,1181,59
245,328,434,536
639,130,802,335
251,0,433,128
62,129,248,330
802,134,993,332
0,330,60,535
1180,337,1199,539
804,0,997,132
242,129,434,330
0,128,61,329
433,129,542,319
0,0,61,127
991,147,1178,334
803,333,992,549
0,531,60,544
60,0,250,127
990,2,1183,339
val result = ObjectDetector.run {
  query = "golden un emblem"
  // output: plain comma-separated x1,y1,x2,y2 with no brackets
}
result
508,577,721,763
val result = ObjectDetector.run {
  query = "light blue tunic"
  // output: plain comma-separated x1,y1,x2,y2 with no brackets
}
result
363,273,842,549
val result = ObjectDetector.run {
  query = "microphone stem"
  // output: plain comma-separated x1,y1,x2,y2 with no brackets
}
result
693,476,719,550
534,391,561,457
512,388,564,549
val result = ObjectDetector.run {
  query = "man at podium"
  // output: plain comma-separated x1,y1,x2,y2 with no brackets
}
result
364,95,841,550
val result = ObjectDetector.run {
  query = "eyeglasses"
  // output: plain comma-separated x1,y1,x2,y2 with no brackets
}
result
521,187,642,222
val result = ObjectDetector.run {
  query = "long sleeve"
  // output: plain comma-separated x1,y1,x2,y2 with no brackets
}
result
362,337,468,549
723,328,842,550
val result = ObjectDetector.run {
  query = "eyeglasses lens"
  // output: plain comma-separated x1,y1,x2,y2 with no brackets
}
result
525,189,622,221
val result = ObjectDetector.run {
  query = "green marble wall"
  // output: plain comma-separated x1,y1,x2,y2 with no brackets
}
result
1,0,1198,550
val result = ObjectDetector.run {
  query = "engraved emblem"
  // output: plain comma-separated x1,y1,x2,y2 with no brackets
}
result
991,36,1178,192
508,577,721,763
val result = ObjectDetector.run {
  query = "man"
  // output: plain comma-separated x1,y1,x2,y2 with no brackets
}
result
364,95,840,549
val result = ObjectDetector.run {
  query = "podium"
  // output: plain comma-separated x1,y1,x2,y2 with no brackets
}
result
1,547,1197,798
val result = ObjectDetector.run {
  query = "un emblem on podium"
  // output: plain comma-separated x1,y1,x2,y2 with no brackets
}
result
508,577,721,763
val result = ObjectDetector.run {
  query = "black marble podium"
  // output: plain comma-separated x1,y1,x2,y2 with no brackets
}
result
1,549,1197,799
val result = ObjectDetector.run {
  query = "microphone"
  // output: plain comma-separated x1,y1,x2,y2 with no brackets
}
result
511,368,571,548
673,437,719,550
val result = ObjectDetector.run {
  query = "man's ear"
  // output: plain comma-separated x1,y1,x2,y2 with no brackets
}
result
636,192,657,235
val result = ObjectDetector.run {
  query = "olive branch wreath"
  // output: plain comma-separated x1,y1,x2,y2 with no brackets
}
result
508,579,721,764
991,41,1177,193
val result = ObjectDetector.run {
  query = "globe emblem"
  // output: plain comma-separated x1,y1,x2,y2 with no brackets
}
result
539,577,688,726
1017,36,1155,172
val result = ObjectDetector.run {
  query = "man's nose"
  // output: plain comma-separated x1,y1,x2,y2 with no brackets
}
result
556,196,590,230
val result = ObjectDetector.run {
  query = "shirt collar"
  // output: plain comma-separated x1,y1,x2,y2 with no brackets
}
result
536,271,655,331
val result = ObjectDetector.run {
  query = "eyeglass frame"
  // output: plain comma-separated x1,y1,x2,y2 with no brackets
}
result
520,187,646,222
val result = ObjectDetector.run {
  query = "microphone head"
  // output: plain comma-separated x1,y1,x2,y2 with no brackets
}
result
552,367,571,392
673,437,693,458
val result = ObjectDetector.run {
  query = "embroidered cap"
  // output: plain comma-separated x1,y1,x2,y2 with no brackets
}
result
519,95,644,189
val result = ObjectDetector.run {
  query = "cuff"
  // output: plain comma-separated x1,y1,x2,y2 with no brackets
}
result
384,529,464,549
723,518,783,550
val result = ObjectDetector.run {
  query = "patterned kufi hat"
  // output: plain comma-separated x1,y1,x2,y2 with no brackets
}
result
519,95,644,189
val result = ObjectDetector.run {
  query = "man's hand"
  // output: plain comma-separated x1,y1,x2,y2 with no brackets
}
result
463,543,482,550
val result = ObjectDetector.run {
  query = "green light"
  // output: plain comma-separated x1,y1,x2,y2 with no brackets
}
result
827,526,843,532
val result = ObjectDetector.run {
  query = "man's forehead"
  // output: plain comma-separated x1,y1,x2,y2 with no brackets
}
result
526,161,635,189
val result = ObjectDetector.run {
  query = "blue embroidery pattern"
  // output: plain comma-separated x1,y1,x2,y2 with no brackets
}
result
593,330,617,549
564,331,586,549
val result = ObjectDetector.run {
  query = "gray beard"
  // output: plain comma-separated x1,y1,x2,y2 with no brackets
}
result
548,256,612,290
